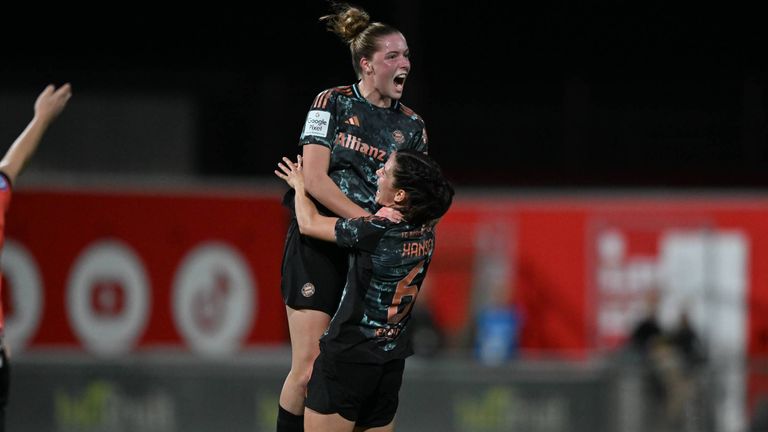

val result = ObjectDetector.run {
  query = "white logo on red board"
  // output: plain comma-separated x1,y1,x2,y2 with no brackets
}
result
0,239,43,353
67,240,150,357
590,223,747,352
172,242,255,357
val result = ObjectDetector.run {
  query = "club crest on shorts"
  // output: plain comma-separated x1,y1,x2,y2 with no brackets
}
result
301,283,316,297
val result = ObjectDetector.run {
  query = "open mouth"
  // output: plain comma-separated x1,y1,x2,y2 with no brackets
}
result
394,74,407,88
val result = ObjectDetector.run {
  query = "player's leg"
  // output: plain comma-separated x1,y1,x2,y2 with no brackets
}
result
277,219,347,432
305,353,380,432
278,307,330,431
305,408,356,432
354,359,405,432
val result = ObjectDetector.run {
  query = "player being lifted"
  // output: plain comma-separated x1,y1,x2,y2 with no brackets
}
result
277,4,427,432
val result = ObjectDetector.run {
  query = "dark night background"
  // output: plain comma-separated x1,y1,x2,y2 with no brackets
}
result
1,1,766,189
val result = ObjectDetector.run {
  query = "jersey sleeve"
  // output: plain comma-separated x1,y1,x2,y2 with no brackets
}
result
298,89,338,150
0,172,12,214
335,216,390,252
408,118,428,154
416,123,428,153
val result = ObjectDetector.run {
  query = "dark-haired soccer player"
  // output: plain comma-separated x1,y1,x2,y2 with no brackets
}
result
276,149,453,432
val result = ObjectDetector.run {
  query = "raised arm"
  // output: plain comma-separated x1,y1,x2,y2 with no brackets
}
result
302,144,370,219
276,155,339,242
0,83,72,184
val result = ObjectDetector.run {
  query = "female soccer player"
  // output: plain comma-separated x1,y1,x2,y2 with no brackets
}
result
276,149,453,432
277,4,427,431
0,83,72,429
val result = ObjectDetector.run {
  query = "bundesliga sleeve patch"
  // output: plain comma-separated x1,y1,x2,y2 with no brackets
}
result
301,110,331,138
0,175,7,190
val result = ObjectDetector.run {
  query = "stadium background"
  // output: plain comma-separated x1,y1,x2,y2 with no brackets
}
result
1,1,767,431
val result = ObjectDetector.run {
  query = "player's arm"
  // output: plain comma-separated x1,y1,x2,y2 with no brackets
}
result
275,155,338,242
303,145,401,222
0,84,72,184
302,144,369,219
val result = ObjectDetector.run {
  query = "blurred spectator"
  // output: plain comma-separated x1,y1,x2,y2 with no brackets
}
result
626,294,707,431
472,266,524,366
409,276,444,358
409,307,444,358
474,303,522,365
629,301,663,356
661,309,706,430
669,310,706,372
627,291,666,416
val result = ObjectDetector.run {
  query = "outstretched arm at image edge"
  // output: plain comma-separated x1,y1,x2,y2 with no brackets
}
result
0,84,72,183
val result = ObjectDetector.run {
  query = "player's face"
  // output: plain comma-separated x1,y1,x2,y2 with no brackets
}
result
369,32,410,101
375,154,399,207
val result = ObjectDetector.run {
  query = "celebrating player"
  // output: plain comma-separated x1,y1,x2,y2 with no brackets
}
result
0,83,72,429
276,149,453,432
277,4,428,432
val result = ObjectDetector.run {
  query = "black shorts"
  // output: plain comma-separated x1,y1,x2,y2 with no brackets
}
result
281,218,348,315
305,351,405,428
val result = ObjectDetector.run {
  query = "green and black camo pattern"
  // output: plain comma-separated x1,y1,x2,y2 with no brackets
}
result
298,83,427,215
321,216,436,364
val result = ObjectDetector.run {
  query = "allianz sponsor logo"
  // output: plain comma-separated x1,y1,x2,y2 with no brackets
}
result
334,132,387,161
55,380,176,432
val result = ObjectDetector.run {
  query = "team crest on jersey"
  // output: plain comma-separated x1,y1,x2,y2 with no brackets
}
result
392,130,405,145
301,283,316,297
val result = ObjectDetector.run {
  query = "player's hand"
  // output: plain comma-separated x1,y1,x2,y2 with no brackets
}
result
375,206,403,222
275,155,305,190
34,83,72,124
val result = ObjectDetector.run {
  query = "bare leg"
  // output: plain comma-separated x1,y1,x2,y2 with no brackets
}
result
279,307,331,414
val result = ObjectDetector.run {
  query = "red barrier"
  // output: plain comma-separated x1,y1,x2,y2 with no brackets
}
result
428,197,768,359
3,187,289,356
7,188,768,420
5,189,768,364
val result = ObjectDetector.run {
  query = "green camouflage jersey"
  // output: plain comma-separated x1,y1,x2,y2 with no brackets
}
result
321,216,436,364
297,83,428,215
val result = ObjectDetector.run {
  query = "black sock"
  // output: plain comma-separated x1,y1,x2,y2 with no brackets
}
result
277,405,304,432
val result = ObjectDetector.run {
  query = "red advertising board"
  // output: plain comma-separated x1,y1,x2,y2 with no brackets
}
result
7,187,768,421
422,197,768,358
3,186,289,356
6,188,768,363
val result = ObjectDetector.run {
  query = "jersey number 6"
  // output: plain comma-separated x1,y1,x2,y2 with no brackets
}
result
387,260,425,324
